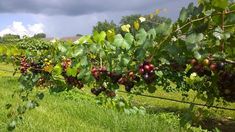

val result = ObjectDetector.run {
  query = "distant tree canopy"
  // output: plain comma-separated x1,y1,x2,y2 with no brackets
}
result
92,20,118,33
1,34,20,43
76,33,83,36
92,13,171,34
33,33,46,39
120,14,171,32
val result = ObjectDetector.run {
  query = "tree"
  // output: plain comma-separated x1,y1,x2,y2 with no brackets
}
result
33,33,46,39
2,34,20,42
120,14,142,26
92,20,118,33
76,33,83,37
120,14,171,32
142,14,171,30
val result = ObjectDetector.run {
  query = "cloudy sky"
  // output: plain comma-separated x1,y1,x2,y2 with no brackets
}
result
0,0,197,37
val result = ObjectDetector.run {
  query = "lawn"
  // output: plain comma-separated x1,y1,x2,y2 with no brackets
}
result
0,63,234,131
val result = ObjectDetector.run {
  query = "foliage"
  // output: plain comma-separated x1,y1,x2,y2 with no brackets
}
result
76,33,83,36
120,14,171,33
0,34,20,43
32,33,46,39
92,20,118,34
17,37,51,50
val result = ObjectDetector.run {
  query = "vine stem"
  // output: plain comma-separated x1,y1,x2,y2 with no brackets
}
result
149,16,210,62
208,58,235,65
221,11,225,52
150,10,235,61
100,57,103,67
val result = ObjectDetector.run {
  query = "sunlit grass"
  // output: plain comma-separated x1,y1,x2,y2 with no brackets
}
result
0,63,234,131
0,75,196,132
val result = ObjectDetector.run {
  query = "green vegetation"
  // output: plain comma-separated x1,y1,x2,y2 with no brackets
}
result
0,63,235,131
0,63,206,132
0,0,235,131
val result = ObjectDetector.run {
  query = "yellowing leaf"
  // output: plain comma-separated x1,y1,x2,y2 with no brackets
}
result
106,29,116,42
149,13,154,19
139,17,146,23
121,24,131,32
134,21,140,30
155,9,160,15
44,64,54,73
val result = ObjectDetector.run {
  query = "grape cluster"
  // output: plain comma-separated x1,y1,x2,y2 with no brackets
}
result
138,61,156,84
30,62,43,74
170,62,186,72
64,75,84,88
36,77,46,87
20,57,30,74
91,86,106,96
189,58,235,101
61,58,72,71
118,72,140,92
218,72,235,101
61,58,84,88
188,58,212,77
91,67,108,81
108,72,122,83
188,58,226,77
90,86,116,97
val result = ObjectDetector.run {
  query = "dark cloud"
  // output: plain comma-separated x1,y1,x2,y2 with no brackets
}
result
0,0,198,37
0,0,158,15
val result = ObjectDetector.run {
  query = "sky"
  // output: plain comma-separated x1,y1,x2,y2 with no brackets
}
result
0,0,197,37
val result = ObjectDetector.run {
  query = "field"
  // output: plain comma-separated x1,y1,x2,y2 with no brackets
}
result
0,63,235,131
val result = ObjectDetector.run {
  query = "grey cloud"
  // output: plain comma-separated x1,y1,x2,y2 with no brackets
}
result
0,0,158,15
0,0,197,37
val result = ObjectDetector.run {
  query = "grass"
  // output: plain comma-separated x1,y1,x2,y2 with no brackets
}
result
0,63,204,132
0,62,234,131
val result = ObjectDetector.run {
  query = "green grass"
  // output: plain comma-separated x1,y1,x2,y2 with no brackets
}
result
0,63,234,131
127,89,235,119
0,63,204,132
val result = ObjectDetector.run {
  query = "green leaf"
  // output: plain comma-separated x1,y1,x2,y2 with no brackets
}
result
147,29,156,39
213,27,223,40
80,56,88,66
120,55,130,66
75,35,93,44
52,64,62,75
90,44,99,53
185,33,204,43
136,29,147,46
212,0,228,9
179,7,188,22
194,51,202,60
113,34,130,50
71,46,84,57
66,67,77,77
77,69,87,79
124,33,134,45
155,23,172,36
135,48,146,60
93,31,106,44
58,43,67,53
